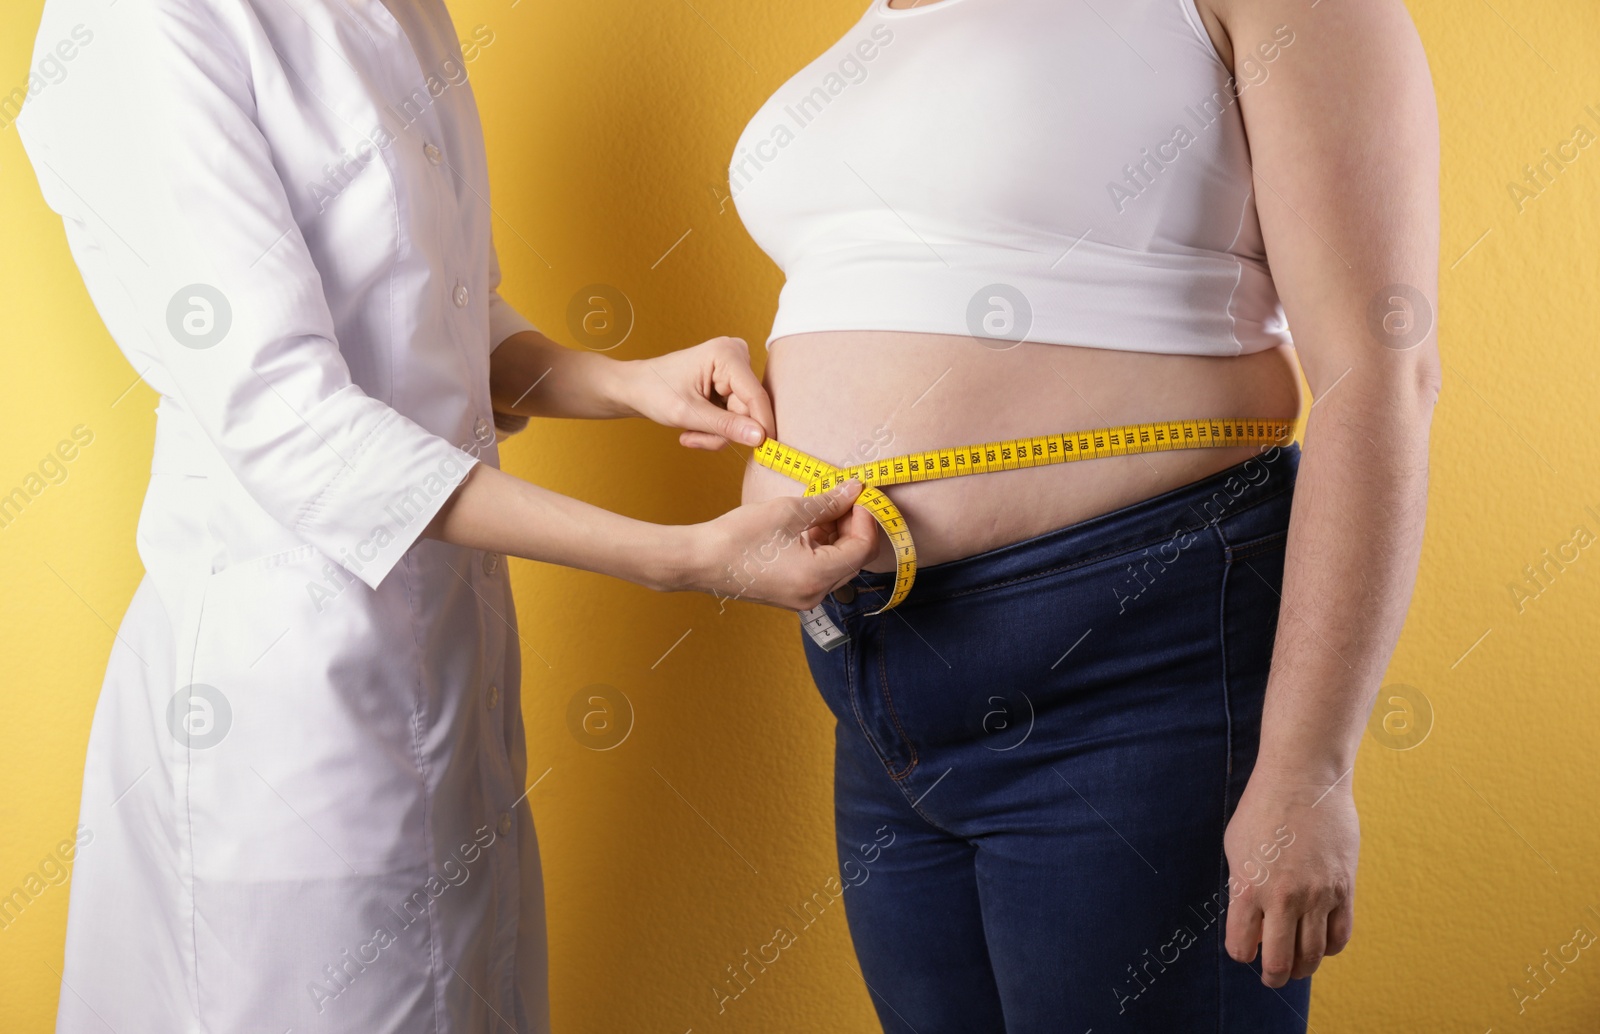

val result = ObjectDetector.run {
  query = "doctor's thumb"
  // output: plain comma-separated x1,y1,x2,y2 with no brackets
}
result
799,481,865,528
694,399,766,447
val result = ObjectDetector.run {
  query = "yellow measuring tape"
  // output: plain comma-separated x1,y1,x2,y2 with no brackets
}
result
754,417,1293,613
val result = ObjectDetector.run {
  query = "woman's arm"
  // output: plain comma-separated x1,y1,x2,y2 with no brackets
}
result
1206,0,1442,988
425,465,876,610
476,326,864,606
490,329,777,449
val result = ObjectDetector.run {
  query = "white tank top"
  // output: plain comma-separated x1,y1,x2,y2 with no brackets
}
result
729,0,1293,356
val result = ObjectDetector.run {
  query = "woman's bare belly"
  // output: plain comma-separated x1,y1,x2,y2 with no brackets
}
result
741,331,1305,573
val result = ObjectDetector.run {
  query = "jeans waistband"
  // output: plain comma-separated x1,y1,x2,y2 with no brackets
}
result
838,441,1300,610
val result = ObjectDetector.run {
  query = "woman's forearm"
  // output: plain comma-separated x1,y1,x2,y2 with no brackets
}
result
424,463,689,590
421,461,878,610
488,330,636,421
1255,367,1439,784
461,332,872,607
487,331,772,452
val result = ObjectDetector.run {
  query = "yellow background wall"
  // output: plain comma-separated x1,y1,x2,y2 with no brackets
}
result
2,1,1598,1030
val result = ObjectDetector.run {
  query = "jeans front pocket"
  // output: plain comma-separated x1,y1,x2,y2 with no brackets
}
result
799,603,855,728
861,622,920,780
1225,527,1289,564
1212,461,1295,566
800,605,920,779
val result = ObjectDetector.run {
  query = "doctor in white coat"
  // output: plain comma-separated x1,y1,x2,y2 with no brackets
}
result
16,0,877,1030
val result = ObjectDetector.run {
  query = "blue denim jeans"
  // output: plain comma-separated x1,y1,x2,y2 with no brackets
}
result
801,443,1311,1033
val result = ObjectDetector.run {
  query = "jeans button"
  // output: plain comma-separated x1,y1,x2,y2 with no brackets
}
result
832,584,857,604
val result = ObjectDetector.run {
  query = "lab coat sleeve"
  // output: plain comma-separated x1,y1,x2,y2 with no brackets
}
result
488,237,539,350
17,0,478,591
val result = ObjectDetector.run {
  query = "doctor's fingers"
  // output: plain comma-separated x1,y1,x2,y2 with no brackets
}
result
800,496,877,583
680,392,752,451
678,407,764,450
707,337,776,437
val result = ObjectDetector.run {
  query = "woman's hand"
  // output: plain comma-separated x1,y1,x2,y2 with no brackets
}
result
619,336,776,450
1222,765,1359,988
682,481,879,610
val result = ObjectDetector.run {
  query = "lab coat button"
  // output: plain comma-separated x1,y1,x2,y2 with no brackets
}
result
485,684,500,710
497,812,513,837
483,552,501,575
473,415,491,440
423,141,443,165
453,283,470,308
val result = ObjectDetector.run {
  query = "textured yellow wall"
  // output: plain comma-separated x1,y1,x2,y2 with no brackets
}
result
2,1,1598,1031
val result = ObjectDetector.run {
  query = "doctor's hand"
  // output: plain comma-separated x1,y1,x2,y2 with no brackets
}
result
684,481,878,610
620,336,775,451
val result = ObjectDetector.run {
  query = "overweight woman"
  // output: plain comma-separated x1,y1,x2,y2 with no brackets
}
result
734,0,1440,1030
17,0,872,1030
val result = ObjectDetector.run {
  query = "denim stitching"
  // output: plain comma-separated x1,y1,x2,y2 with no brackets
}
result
1212,517,1233,1034
896,773,953,832
843,618,904,780
874,628,919,782
1225,530,1290,564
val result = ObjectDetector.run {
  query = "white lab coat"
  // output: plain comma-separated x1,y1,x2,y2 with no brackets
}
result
18,0,549,1030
